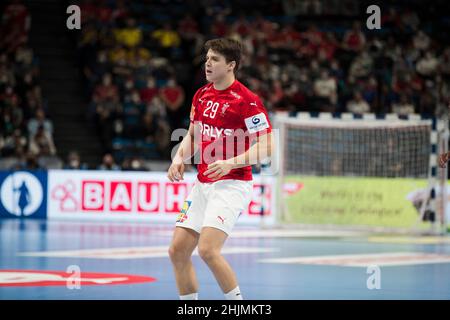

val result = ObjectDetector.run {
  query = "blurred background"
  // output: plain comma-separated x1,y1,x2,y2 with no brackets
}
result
1,0,449,171
1,0,450,300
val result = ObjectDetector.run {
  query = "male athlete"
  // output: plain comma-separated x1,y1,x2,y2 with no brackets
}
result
167,38,273,300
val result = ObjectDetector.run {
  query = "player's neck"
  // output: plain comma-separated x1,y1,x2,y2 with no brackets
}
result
213,74,236,91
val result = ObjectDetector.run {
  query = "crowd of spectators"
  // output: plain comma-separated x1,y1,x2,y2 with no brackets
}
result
3,0,450,170
76,0,450,166
0,0,57,170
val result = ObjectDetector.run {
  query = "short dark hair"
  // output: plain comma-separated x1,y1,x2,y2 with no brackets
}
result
204,38,242,72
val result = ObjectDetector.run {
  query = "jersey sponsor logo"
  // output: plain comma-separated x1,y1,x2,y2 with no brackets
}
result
245,113,270,134
199,122,234,138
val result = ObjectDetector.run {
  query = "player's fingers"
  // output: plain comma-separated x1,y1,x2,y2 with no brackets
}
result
207,167,224,179
203,166,219,176
207,162,218,170
169,167,179,181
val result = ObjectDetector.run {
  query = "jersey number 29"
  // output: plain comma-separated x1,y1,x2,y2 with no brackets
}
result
203,101,219,119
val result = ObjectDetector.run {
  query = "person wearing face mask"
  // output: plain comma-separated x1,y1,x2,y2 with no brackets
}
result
160,77,185,129
63,151,88,170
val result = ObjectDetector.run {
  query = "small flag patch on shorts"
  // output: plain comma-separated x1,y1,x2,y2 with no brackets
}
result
176,200,192,223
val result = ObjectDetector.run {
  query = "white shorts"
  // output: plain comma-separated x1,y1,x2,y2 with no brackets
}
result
175,179,253,235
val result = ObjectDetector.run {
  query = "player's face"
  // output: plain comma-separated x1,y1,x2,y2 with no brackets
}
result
205,49,233,82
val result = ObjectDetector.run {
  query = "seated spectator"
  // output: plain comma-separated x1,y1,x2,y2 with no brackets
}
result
63,151,88,170
268,80,284,110
416,51,438,77
178,14,199,41
346,91,371,114
342,22,366,53
114,18,142,48
231,14,251,38
140,77,159,104
0,0,31,53
111,0,129,25
413,30,431,51
29,125,56,156
27,108,53,138
1,128,27,157
209,14,229,38
123,89,145,136
138,112,157,142
20,152,42,170
152,23,181,49
121,156,145,171
313,70,337,111
160,77,185,112
93,73,119,105
98,153,121,170
349,50,373,78
392,94,415,115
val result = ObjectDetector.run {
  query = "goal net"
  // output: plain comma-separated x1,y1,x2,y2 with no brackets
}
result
274,113,449,234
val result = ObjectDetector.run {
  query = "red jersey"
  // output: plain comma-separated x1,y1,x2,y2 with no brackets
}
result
190,80,272,183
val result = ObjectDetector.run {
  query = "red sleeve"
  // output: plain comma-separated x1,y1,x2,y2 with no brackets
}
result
241,95,272,137
189,88,201,124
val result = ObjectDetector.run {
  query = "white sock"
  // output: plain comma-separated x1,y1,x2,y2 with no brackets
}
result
180,293,198,300
224,286,243,300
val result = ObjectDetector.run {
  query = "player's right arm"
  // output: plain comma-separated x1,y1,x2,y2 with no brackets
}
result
167,122,196,182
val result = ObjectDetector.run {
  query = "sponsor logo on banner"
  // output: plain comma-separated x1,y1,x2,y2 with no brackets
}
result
47,171,275,225
0,171,47,219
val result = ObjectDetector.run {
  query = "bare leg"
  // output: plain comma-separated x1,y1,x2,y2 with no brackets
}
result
168,226,200,295
198,227,238,293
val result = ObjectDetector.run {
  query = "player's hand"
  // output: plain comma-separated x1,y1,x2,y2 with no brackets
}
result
167,158,185,182
204,160,234,180
438,152,450,168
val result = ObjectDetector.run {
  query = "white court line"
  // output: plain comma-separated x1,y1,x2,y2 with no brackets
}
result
152,229,365,238
259,252,450,267
18,246,276,260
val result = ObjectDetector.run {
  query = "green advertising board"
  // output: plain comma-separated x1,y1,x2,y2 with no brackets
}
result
284,176,431,228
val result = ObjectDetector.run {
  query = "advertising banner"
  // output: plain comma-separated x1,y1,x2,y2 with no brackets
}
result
46,170,276,225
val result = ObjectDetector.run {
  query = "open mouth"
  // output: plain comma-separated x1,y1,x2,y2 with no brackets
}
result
206,70,212,74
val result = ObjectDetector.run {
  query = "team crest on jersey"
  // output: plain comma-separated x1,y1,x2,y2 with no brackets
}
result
220,103,231,116
176,200,192,223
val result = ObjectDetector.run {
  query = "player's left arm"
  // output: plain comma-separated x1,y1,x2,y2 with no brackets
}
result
204,132,273,179
204,97,273,180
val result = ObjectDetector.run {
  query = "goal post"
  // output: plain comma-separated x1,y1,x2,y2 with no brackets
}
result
273,112,449,234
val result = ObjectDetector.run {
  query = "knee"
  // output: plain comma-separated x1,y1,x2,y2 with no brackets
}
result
198,245,219,263
168,244,190,266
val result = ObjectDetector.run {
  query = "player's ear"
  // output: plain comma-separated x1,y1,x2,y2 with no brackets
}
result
228,61,236,72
